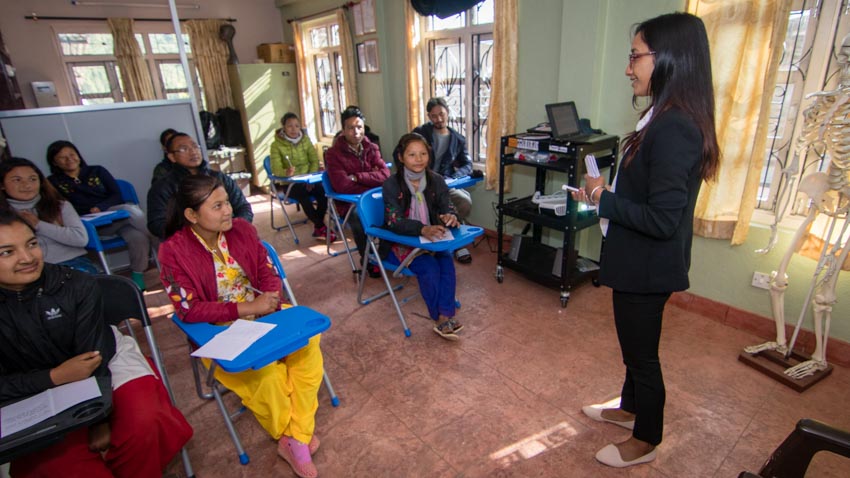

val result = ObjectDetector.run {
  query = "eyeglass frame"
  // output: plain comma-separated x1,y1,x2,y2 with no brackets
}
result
628,51,656,65
170,144,202,154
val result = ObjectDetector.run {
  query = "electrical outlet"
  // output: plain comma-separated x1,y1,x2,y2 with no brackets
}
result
752,271,771,290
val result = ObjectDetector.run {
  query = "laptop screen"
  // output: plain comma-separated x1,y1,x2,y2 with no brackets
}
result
546,102,581,138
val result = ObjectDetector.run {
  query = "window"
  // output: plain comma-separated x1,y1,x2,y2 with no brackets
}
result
302,17,347,140
756,0,850,218
420,0,494,163
56,29,204,107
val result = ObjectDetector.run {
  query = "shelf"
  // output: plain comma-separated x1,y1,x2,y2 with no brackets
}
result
499,196,599,230
499,241,598,289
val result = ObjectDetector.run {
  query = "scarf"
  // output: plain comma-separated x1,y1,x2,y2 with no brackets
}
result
404,169,429,226
6,195,42,214
281,129,302,145
601,106,653,237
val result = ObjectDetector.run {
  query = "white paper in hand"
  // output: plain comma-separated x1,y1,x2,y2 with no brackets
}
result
585,154,600,178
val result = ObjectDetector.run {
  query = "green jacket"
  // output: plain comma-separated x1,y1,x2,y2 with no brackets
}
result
269,130,319,177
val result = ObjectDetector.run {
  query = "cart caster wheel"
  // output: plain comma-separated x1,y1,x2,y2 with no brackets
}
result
592,278,600,287
560,297,569,308
495,266,504,283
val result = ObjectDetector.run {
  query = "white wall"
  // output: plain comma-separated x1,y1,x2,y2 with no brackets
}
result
0,0,284,108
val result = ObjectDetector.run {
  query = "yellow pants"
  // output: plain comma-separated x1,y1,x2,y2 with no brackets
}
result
208,335,323,443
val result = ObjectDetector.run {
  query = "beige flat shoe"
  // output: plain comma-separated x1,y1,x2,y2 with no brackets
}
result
595,444,656,468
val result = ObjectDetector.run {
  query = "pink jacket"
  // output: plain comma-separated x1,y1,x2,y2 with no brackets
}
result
158,219,281,323
325,135,390,216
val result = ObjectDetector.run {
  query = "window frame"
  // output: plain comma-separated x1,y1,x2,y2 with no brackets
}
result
53,23,203,106
301,15,347,142
418,2,494,165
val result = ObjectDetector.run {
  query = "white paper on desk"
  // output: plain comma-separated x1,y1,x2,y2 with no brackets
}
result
420,229,455,244
190,319,277,361
1,376,101,438
81,211,118,220
290,174,315,181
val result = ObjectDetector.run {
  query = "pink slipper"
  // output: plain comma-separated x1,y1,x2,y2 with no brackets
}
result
309,434,320,455
278,436,318,478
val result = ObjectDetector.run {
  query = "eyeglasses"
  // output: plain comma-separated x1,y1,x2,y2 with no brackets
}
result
628,51,656,65
171,144,201,154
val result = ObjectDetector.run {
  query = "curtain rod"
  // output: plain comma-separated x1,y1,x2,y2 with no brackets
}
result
286,1,356,24
25,14,236,22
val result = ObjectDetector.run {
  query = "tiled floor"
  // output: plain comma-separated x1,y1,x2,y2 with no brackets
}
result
141,197,850,477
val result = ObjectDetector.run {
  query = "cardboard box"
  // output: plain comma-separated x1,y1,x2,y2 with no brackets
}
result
257,43,295,63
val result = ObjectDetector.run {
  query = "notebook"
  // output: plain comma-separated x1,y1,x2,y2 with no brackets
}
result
545,101,594,143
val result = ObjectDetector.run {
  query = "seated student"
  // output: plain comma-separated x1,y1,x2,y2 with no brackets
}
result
0,157,98,273
46,140,153,290
147,132,253,240
382,133,465,341
270,112,334,241
158,175,324,478
325,106,390,275
412,97,474,264
0,210,192,478
152,128,177,185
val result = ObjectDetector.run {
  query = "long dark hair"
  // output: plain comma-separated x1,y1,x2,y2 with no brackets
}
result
392,133,440,213
0,208,37,234
622,12,719,181
0,157,66,224
46,140,89,176
164,174,223,239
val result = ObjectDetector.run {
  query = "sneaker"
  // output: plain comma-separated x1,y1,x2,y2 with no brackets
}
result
312,225,327,240
367,264,381,278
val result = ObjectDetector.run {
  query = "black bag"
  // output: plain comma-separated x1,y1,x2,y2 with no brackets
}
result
216,107,246,147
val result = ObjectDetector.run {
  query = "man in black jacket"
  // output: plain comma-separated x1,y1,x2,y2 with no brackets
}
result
147,132,253,239
413,97,474,263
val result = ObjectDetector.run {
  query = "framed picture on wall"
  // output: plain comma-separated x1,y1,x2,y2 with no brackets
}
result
357,40,380,73
352,0,377,36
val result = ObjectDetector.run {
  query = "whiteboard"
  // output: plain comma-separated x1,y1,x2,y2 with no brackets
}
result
0,99,201,211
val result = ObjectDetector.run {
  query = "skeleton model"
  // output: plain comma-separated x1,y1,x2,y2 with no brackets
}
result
745,35,850,379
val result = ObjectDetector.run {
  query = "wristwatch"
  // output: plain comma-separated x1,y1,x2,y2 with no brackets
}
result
349,174,357,183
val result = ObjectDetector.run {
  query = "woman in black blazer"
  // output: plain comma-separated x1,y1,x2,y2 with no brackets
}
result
572,12,719,468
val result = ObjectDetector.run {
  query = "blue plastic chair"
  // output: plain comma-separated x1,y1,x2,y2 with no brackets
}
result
356,188,484,337
171,242,339,465
82,179,140,274
263,156,312,244
321,171,360,273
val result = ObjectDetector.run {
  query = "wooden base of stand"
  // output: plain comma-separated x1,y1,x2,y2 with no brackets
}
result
738,349,833,392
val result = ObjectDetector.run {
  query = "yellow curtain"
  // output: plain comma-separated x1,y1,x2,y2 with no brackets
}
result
688,0,791,244
404,2,424,131
484,0,518,191
184,19,234,112
292,21,318,140
107,18,155,102
336,8,359,108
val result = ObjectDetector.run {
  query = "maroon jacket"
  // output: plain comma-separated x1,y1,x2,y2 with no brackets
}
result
158,219,281,323
325,135,390,216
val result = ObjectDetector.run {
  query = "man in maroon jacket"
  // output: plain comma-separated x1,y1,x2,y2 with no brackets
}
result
325,106,390,274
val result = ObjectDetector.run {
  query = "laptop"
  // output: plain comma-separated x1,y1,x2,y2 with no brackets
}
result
545,101,594,143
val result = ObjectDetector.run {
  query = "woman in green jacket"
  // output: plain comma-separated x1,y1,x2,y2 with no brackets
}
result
270,113,332,240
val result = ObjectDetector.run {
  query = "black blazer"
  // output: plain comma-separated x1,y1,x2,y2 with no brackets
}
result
597,109,703,294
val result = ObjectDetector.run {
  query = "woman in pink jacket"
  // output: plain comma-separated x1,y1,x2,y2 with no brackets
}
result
158,175,324,478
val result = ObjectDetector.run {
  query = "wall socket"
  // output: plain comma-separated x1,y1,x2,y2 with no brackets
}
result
752,271,771,290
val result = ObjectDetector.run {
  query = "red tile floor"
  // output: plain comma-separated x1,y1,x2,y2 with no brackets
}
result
138,197,849,478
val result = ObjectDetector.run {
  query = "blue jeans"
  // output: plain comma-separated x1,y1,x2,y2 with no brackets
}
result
387,250,456,320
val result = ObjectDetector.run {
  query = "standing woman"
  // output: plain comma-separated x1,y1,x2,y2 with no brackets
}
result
0,157,99,273
158,175,324,478
47,140,153,290
270,112,333,241
572,13,719,468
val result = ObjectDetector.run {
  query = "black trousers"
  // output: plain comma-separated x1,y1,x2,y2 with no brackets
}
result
286,182,327,228
612,290,671,446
